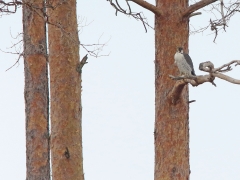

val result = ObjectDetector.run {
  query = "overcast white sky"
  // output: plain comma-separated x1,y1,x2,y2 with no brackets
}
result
0,0,240,179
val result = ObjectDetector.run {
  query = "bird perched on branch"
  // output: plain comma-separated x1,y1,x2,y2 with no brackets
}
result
174,47,196,77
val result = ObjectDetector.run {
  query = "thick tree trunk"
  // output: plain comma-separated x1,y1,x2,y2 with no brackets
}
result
23,1,50,179
154,0,190,179
48,0,84,179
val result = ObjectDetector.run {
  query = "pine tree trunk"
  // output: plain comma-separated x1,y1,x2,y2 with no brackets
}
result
23,0,50,179
154,0,190,179
48,0,84,179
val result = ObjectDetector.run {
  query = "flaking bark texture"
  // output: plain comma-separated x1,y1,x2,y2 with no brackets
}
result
48,0,84,179
154,0,190,179
23,0,50,179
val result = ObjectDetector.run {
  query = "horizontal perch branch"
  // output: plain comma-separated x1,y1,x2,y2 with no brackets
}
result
185,60,240,86
168,60,240,104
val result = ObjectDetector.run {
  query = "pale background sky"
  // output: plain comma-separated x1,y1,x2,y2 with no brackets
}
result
0,0,240,179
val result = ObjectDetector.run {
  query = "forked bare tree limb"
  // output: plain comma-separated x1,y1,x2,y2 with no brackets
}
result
107,0,153,32
168,60,240,104
213,60,240,72
5,52,23,71
190,1,240,42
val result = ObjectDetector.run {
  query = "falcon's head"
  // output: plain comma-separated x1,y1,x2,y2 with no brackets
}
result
177,47,183,53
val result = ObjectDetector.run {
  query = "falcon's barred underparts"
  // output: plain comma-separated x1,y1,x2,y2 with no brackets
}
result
174,47,196,77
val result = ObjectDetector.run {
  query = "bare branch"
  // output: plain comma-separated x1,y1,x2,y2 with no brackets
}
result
209,1,239,42
168,74,215,104
170,59,240,87
212,72,240,84
126,0,132,13
107,0,153,32
199,60,214,72
219,0,226,29
190,1,240,42
76,54,88,73
80,35,111,58
0,0,22,14
80,43,110,58
128,0,161,16
189,12,202,17
5,52,23,71
169,74,216,86
190,60,240,85
78,16,94,34
0,34,23,71
189,100,196,103
210,18,218,42
169,60,240,104
169,75,197,80
213,60,240,72
183,0,218,17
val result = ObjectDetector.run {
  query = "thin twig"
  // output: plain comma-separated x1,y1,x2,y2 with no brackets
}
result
219,0,226,30
107,0,153,32
5,52,23,71
190,1,240,42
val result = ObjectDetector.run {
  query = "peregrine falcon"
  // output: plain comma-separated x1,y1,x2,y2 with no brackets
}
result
174,47,196,77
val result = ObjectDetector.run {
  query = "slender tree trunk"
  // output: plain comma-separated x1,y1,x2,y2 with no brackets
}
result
23,0,50,179
48,0,84,179
154,0,190,179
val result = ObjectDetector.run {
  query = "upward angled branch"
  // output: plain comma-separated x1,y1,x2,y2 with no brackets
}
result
128,0,161,16
183,0,218,18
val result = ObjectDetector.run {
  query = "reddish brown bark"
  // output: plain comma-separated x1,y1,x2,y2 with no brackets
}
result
48,0,84,179
23,1,50,179
154,0,190,179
